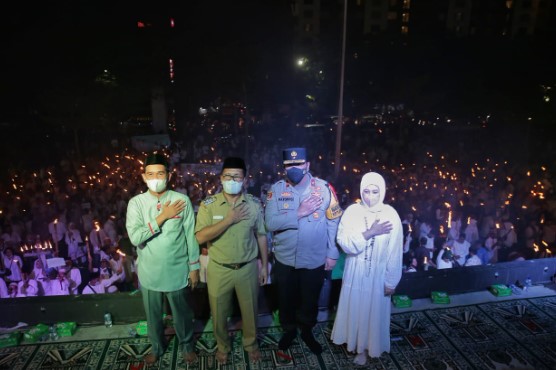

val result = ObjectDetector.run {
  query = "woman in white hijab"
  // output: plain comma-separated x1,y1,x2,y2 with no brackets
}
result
30,259,48,296
331,172,403,365
31,259,47,281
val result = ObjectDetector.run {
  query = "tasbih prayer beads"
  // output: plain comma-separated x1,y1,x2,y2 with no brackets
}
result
364,217,376,277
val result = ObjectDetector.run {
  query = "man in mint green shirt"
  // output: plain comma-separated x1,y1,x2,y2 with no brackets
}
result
126,152,200,365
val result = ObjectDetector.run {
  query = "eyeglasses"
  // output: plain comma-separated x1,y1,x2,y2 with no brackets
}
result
222,174,244,182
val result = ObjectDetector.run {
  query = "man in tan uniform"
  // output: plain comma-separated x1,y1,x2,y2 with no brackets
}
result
195,157,268,365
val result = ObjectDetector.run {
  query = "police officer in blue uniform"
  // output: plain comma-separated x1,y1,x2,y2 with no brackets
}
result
265,147,341,354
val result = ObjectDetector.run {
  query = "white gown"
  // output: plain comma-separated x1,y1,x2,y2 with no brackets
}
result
331,202,403,357
2,254,23,282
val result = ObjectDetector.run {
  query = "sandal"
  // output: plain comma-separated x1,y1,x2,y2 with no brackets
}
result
248,349,262,362
143,353,158,365
183,351,198,364
215,350,228,364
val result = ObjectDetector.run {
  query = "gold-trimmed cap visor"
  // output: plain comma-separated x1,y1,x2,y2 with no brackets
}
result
283,147,307,165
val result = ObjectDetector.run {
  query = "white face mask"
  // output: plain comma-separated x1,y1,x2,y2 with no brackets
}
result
222,180,243,195
146,178,167,193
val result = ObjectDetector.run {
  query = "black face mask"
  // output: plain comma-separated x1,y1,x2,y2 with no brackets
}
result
286,167,306,184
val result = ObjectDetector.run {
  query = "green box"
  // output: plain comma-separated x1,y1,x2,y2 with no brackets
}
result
56,322,77,337
392,295,413,308
23,323,49,343
136,321,148,336
489,284,512,297
431,291,450,304
0,332,21,348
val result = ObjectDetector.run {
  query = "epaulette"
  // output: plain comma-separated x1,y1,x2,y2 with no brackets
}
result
314,176,328,185
202,196,217,205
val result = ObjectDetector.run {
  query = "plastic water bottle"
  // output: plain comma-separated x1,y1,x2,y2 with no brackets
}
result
49,325,59,341
524,277,532,291
104,312,113,328
509,284,522,295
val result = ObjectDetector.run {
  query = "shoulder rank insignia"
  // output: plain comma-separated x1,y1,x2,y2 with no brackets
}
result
325,183,343,219
203,196,217,205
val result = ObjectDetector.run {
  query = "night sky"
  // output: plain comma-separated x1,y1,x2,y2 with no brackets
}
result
3,2,555,119
1,1,292,121
1,1,555,172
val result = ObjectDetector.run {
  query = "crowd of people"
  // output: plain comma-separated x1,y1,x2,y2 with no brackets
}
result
0,115,555,365
1,124,553,286
0,131,554,265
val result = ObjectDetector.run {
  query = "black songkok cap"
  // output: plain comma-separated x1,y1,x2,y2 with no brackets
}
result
145,153,169,168
222,157,246,172
89,269,100,279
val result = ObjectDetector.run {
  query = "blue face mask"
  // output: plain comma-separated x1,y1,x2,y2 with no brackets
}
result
222,180,243,195
286,167,306,184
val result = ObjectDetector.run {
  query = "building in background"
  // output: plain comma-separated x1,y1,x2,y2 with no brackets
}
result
290,0,554,43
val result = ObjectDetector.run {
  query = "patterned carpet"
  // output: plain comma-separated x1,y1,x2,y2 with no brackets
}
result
1,296,556,369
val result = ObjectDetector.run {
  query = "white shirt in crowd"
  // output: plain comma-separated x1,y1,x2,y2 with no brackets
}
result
436,249,454,269
0,278,8,298
464,254,482,267
48,220,67,243
82,273,120,294
17,278,39,297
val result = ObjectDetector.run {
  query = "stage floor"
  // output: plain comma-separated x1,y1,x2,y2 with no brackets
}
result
2,283,556,369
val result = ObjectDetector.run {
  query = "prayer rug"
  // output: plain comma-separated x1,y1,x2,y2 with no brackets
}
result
2,296,555,369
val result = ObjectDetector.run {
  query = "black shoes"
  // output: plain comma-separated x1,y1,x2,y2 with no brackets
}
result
301,330,322,354
278,330,297,350
279,328,322,355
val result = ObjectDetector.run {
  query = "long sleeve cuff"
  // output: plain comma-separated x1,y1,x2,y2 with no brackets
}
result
147,217,160,235
327,245,340,259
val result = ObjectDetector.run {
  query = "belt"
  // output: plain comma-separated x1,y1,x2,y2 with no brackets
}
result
212,259,254,270
273,228,297,236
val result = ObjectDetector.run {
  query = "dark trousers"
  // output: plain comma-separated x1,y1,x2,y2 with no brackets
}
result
56,240,68,259
92,253,101,269
141,287,196,356
273,259,325,333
